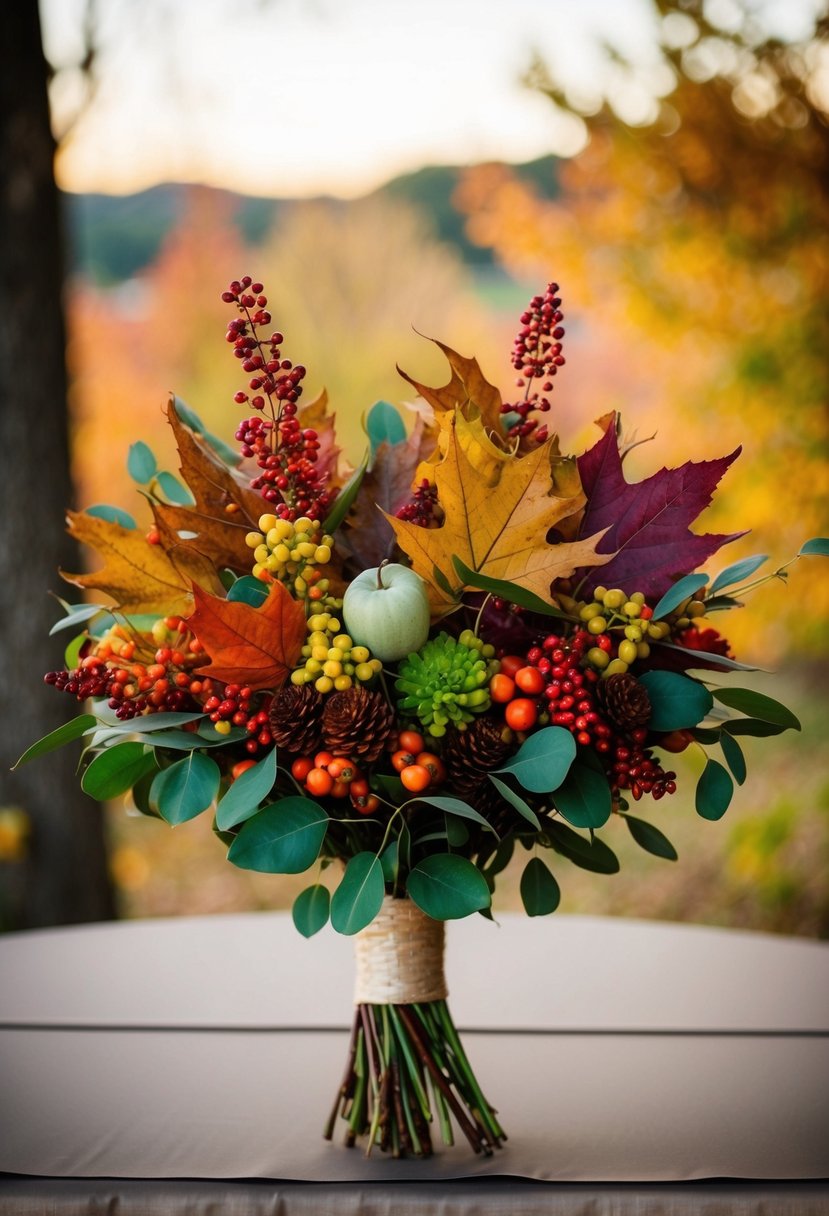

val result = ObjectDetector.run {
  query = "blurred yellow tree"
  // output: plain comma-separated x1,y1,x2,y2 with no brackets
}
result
456,0,829,657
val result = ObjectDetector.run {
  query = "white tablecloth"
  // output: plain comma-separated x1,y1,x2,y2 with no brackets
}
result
1,913,827,1200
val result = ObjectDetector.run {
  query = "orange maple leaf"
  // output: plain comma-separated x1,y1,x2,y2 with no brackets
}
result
187,582,306,692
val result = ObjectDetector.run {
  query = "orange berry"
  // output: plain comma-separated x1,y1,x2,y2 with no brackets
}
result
314,750,335,770
330,780,351,799
400,764,432,793
489,673,516,703
350,777,370,798
305,767,334,797
415,752,446,784
231,759,257,781
391,749,416,773
505,698,538,731
291,756,314,782
515,666,544,696
353,793,380,815
498,655,524,679
398,729,425,754
328,757,356,782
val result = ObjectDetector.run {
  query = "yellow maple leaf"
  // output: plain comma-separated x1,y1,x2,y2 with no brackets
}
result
388,411,610,612
397,338,506,438
61,510,223,615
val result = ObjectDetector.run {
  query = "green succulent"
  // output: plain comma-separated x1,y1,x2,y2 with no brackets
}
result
395,631,495,737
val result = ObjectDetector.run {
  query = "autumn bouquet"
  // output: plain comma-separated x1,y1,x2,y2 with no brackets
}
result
24,276,825,1158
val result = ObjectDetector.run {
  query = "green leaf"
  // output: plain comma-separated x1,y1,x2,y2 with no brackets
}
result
150,752,221,825
638,670,714,731
330,852,385,935
372,773,406,804
721,718,787,738
623,814,678,860
553,758,612,829
398,823,412,872
487,774,541,829
691,726,722,745
712,688,801,731
64,632,87,669
129,729,241,751
171,396,241,466
695,759,734,820
494,726,576,793
85,504,137,530
720,731,747,785
90,711,206,735
701,594,743,613
129,768,162,818
655,641,761,673
49,601,110,636
323,450,369,535
520,856,561,916
380,841,399,884
407,793,496,835
127,441,157,484
710,554,768,594
81,742,157,800
432,564,457,600
226,576,270,608
227,797,328,873
444,814,469,847
652,573,709,620
216,747,277,830
451,556,567,617
156,470,195,505
482,832,515,878
546,820,620,874
366,400,407,454
799,537,829,557
292,884,330,938
406,853,491,920
14,713,98,768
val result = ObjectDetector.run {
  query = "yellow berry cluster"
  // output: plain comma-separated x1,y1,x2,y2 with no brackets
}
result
291,611,383,694
245,513,334,599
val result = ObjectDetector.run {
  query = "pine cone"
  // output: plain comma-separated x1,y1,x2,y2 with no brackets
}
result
322,687,395,764
598,673,651,730
268,684,324,755
445,718,513,813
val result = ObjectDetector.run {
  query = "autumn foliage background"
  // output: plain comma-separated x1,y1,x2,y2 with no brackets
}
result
23,1,829,936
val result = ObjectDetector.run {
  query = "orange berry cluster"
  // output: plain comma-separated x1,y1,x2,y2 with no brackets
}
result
388,729,446,794
290,752,379,814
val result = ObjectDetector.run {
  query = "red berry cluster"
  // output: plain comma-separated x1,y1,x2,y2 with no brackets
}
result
222,277,334,523
395,479,441,527
45,657,197,721
501,282,565,443
203,683,274,756
519,631,676,803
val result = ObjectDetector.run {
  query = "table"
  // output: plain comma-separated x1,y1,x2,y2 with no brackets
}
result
1,912,827,1213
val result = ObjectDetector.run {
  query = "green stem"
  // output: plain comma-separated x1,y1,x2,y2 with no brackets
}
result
434,1001,505,1143
388,1005,431,1120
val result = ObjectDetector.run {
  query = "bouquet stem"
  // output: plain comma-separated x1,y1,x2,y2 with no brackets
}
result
325,998,505,1157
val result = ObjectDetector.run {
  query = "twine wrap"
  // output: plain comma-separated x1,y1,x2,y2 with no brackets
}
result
353,896,447,1005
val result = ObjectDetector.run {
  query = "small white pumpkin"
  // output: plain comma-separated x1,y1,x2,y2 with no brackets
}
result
342,562,431,662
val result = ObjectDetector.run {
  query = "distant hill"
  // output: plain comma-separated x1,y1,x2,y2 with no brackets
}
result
62,156,559,284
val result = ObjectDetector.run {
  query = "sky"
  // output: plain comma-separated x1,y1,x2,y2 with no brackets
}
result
41,0,821,200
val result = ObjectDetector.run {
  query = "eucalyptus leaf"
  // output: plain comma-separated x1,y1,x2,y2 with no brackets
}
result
81,742,157,800
14,714,98,769
366,400,407,454
227,797,328,873
406,853,490,920
156,470,195,505
451,556,566,618
216,747,277,830
323,450,369,535
408,793,496,835
712,688,800,731
91,711,206,736
638,670,714,731
546,820,620,874
482,832,515,878
695,759,734,821
127,441,157,484
292,884,331,938
85,504,138,530
330,852,385,935
799,537,829,557
227,576,270,608
623,814,678,861
654,641,761,673
64,632,87,669
149,752,221,825
444,813,470,847
380,841,399,884
652,573,709,620
520,856,561,916
710,554,768,594
494,727,576,793
721,718,787,739
49,602,109,636
487,774,541,829
553,758,612,829
720,732,747,785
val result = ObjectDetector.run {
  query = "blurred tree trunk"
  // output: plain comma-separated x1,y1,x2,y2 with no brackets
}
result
0,3,114,928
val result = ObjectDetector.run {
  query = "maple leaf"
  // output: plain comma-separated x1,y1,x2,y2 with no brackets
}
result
388,410,609,612
298,387,341,485
187,581,306,691
151,399,266,573
397,339,506,439
575,418,744,598
61,511,223,615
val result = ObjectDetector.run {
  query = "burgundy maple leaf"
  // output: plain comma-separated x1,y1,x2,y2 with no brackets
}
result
575,420,745,599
